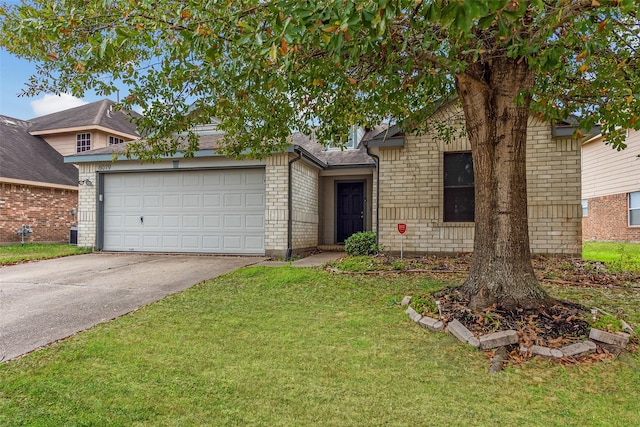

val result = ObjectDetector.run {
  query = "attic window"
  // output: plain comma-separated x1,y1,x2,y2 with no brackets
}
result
76,133,91,152
109,135,124,145
326,125,363,151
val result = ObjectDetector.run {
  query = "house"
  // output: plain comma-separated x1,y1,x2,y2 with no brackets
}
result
66,105,586,257
27,99,140,156
582,128,640,242
0,99,140,244
0,116,79,243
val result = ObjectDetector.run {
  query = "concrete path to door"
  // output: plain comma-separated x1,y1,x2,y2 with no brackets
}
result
0,253,265,362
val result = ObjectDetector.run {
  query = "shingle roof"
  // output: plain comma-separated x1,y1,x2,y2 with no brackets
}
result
70,131,376,168
0,115,79,186
28,99,140,137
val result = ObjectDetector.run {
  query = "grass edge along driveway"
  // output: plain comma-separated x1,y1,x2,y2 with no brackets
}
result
1,266,638,426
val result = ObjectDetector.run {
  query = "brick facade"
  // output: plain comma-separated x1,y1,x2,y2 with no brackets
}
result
370,115,582,256
76,163,98,247
0,182,78,244
583,193,640,242
264,153,320,257
291,160,319,252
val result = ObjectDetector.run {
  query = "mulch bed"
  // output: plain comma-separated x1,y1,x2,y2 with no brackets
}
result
330,253,639,366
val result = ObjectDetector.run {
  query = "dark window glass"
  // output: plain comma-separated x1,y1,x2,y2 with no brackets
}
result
444,152,474,222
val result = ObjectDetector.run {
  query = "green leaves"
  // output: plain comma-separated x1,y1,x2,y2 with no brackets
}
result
1,0,639,159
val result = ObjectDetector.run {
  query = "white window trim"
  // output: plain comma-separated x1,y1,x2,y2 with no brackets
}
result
76,133,91,153
629,191,640,227
109,135,124,145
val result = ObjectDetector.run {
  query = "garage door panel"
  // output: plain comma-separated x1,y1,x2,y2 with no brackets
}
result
224,194,242,207
203,194,221,207
143,235,161,249
162,235,180,248
245,236,264,250
203,215,221,228
183,215,200,227
103,169,265,254
163,174,180,187
143,215,161,227
202,235,221,250
246,214,264,229
125,195,142,208
182,194,201,208
163,216,180,227
224,215,242,228
163,195,180,208
246,193,265,207
143,195,161,208
224,173,242,186
143,175,162,187
223,236,242,250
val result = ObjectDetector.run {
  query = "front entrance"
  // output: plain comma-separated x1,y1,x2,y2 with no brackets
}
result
336,181,365,243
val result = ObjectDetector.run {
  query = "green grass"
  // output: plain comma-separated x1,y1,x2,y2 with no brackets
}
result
0,243,92,265
1,266,638,426
583,241,640,272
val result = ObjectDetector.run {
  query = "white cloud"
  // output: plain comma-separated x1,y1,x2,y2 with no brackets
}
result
30,93,88,116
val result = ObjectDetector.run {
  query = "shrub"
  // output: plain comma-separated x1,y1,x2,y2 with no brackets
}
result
344,231,378,256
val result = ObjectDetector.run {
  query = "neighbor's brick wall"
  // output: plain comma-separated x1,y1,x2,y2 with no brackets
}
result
291,160,319,252
0,182,77,244
583,193,640,242
373,115,581,255
77,164,98,248
265,154,289,255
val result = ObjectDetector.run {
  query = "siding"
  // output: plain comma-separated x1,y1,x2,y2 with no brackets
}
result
582,129,640,199
41,130,134,157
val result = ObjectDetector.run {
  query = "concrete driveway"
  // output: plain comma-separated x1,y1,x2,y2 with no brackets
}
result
0,253,264,362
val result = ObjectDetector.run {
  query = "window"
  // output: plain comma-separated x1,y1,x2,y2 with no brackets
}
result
76,133,91,152
581,199,588,217
444,152,474,222
629,192,640,226
109,135,124,145
326,125,363,150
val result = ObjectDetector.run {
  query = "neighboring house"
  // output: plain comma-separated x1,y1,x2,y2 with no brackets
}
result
582,128,640,242
66,105,587,257
0,116,79,244
27,99,140,156
0,99,140,244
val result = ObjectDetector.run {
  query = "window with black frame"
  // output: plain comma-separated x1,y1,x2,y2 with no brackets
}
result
443,152,474,222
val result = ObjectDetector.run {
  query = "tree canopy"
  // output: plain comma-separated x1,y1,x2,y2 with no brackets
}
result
1,0,638,159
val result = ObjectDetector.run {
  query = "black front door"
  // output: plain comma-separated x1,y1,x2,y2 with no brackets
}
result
336,182,365,243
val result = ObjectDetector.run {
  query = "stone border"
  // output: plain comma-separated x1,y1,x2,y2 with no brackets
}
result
401,295,632,361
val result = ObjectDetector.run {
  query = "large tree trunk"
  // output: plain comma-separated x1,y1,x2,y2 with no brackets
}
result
455,58,554,311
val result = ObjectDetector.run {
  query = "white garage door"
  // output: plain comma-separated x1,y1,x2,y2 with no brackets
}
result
102,169,265,254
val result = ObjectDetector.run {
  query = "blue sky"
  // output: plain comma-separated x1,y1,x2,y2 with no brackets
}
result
0,0,130,119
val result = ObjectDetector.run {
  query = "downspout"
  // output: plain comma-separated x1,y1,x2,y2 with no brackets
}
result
286,148,303,261
365,142,380,246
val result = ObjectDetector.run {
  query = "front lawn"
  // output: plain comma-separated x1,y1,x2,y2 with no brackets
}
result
1,266,638,426
583,241,640,272
0,243,92,265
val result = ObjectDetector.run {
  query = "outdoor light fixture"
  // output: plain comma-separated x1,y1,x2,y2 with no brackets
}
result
78,179,93,186
436,300,443,319
591,308,598,321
